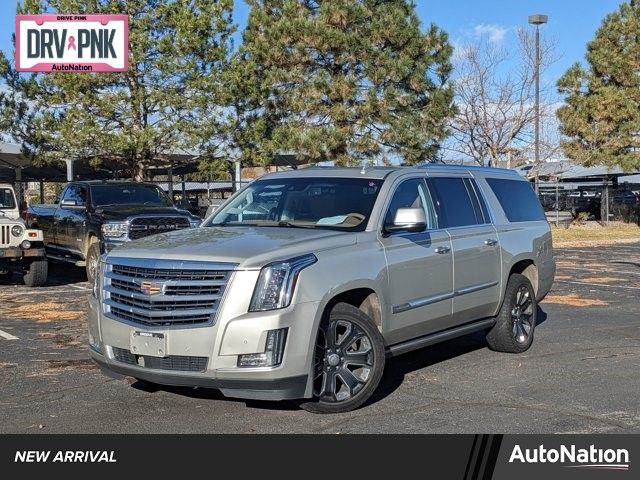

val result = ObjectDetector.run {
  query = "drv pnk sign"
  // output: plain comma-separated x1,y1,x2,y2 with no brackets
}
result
15,14,128,72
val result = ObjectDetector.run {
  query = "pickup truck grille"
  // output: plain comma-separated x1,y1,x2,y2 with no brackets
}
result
128,217,191,240
0,225,10,246
103,259,235,328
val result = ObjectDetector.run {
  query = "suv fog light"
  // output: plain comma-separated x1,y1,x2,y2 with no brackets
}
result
21,240,31,249
237,328,288,368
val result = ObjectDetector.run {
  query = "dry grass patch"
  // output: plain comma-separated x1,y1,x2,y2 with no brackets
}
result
580,276,622,284
27,359,97,377
553,275,572,281
542,294,608,307
3,301,84,322
553,222,640,247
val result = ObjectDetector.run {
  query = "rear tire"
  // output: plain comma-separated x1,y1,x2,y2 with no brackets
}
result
23,259,48,287
486,273,536,353
86,241,100,285
299,303,385,414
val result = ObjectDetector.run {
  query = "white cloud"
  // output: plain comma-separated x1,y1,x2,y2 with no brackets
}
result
473,24,508,44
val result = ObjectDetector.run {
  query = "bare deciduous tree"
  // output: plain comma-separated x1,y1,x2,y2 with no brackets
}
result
447,28,559,168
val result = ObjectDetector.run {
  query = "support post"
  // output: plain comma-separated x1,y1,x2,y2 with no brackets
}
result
604,180,610,227
234,160,241,192
64,159,74,182
14,167,23,205
39,180,45,204
555,183,559,227
167,167,174,201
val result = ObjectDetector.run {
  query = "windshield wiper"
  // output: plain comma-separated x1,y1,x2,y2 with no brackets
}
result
210,222,260,227
276,221,316,229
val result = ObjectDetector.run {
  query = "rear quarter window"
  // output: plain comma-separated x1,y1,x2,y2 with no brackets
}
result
485,178,546,222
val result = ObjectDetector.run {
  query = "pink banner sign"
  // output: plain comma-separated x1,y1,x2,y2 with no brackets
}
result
15,14,129,72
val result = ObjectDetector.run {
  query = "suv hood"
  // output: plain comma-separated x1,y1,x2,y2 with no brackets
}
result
93,205,194,220
107,226,355,268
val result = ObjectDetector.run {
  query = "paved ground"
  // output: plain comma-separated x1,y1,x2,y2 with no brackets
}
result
0,244,639,434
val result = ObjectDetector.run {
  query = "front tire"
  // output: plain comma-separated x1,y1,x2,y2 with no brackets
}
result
486,273,537,353
0,270,13,283
86,241,100,285
299,303,385,414
23,259,48,287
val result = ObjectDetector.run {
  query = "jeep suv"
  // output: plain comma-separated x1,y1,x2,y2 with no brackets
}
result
89,165,555,413
0,184,48,286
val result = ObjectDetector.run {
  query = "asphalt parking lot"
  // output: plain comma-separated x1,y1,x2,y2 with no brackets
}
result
0,243,639,434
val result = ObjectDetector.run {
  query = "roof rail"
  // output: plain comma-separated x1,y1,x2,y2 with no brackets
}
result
414,163,520,176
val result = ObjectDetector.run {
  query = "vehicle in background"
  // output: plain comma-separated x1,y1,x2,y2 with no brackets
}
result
28,181,201,284
0,184,48,286
612,190,639,206
89,165,555,413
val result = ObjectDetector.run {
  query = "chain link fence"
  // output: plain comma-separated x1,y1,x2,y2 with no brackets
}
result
538,184,640,226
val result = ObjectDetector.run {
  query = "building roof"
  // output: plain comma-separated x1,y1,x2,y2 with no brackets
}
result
526,160,640,180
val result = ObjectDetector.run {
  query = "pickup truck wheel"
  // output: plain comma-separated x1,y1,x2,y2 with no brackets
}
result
486,273,536,353
86,242,100,285
0,270,13,282
23,259,48,287
299,303,385,414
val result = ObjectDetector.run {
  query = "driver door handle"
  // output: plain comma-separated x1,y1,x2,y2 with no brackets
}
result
434,246,451,254
484,239,498,246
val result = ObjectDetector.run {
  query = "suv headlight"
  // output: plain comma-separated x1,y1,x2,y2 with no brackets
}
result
92,257,104,299
11,225,24,237
249,254,317,312
101,222,129,238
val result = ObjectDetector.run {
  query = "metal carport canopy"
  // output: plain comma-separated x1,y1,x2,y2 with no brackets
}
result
0,141,205,182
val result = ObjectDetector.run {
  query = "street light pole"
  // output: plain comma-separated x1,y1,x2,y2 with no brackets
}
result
528,14,548,193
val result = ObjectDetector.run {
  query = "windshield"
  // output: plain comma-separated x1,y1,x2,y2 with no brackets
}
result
91,184,173,207
0,188,16,210
207,177,382,231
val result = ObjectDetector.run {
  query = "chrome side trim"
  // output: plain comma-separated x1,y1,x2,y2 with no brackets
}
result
392,280,499,314
392,291,455,314
454,280,499,296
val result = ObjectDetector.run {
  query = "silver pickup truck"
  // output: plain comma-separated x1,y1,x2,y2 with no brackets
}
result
89,165,555,413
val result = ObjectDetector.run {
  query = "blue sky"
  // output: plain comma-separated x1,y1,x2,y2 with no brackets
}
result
0,0,625,88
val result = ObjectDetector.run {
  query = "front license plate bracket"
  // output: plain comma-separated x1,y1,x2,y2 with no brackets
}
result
130,331,167,358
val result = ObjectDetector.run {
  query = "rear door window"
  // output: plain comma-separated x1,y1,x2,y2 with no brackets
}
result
426,177,480,228
486,178,546,222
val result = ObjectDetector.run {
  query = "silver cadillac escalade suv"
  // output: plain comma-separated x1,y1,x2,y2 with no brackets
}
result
89,165,555,413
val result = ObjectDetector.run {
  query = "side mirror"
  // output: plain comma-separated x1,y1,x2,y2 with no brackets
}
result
60,199,85,209
384,207,427,234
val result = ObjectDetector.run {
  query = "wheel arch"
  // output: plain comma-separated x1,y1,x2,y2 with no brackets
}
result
508,257,539,296
85,231,100,257
320,286,383,332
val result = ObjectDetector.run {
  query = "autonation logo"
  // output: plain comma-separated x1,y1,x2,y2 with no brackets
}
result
509,444,630,471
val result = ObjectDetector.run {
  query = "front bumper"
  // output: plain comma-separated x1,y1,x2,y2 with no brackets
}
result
90,348,307,401
89,282,320,401
0,246,45,260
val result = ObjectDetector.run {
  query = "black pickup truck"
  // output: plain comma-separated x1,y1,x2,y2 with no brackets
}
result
28,181,201,283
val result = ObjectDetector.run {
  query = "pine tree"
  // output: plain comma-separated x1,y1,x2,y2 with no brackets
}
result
0,0,234,180
232,0,455,166
557,0,640,171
